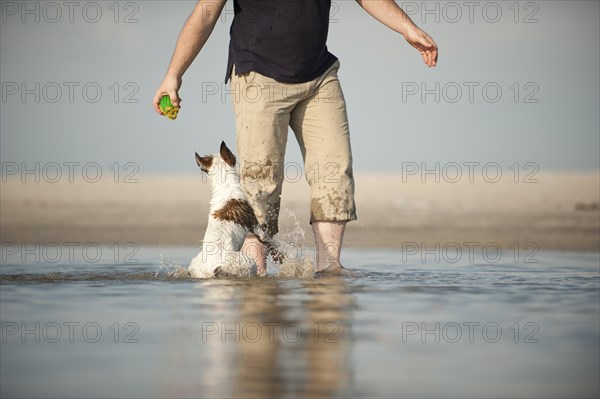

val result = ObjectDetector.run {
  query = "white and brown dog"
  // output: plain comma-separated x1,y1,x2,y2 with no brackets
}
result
189,142,282,278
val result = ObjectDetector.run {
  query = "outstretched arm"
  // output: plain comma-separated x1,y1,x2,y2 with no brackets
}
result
153,0,226,115
355,0,438,67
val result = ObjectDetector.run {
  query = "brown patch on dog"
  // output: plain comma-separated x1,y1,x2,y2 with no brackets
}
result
212,198,258,230
195,153,213,173
212,197,284,264
220,141,236,168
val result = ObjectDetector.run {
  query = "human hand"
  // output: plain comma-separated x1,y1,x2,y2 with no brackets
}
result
153,74,182,115
403,26,438,67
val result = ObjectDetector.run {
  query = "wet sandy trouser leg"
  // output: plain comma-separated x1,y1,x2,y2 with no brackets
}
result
289,61,357,224
231,70,292,273
231,69,297,237
289,61,357,271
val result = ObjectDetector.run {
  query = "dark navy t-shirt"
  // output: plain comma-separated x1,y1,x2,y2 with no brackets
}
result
225,0,337,83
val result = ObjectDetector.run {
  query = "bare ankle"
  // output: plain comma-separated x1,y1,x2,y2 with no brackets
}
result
312,221,346,272
242,235,267,273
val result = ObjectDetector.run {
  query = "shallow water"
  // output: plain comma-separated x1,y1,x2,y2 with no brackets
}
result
1,246,598,398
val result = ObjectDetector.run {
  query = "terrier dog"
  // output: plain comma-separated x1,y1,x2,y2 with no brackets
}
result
189,141,283,278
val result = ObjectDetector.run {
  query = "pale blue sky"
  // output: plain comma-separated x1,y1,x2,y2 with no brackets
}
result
1,0,598,173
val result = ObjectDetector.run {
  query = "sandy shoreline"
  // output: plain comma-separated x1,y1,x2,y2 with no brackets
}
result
1,172,599,251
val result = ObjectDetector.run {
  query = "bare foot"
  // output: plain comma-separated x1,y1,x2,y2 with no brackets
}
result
314,263,354,277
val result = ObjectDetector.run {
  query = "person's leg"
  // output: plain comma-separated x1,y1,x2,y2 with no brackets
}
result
289,61,357,273
231,68,304,274
241,235,267,274
312,221,352,274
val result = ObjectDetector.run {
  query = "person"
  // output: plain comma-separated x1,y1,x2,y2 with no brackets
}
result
153,0,438,276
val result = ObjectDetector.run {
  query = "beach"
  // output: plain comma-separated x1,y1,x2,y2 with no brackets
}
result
1,171,598,251
2,172,599,398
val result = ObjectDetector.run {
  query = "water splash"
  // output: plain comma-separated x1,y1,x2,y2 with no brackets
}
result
158,255,191,278
267,209,316,278
274,255,315,279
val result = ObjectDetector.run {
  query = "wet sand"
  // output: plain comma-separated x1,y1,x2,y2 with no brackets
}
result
1,172,598,250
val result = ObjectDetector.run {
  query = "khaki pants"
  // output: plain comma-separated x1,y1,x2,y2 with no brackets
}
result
231,61,357,236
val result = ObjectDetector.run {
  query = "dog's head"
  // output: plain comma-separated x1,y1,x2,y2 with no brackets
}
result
195,141,237,176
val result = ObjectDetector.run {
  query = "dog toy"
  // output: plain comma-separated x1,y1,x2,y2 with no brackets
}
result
159,95,180,120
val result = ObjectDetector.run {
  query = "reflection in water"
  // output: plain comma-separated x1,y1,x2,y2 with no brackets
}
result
2,249,598,398
234,280,286,398
301,278,354,398
205,278,356,398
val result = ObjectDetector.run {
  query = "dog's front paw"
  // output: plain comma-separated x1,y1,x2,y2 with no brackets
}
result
269,247,285,264
214,266,233,278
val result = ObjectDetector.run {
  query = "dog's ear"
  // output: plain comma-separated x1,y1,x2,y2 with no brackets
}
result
220,141,236,167
195,152,213,173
